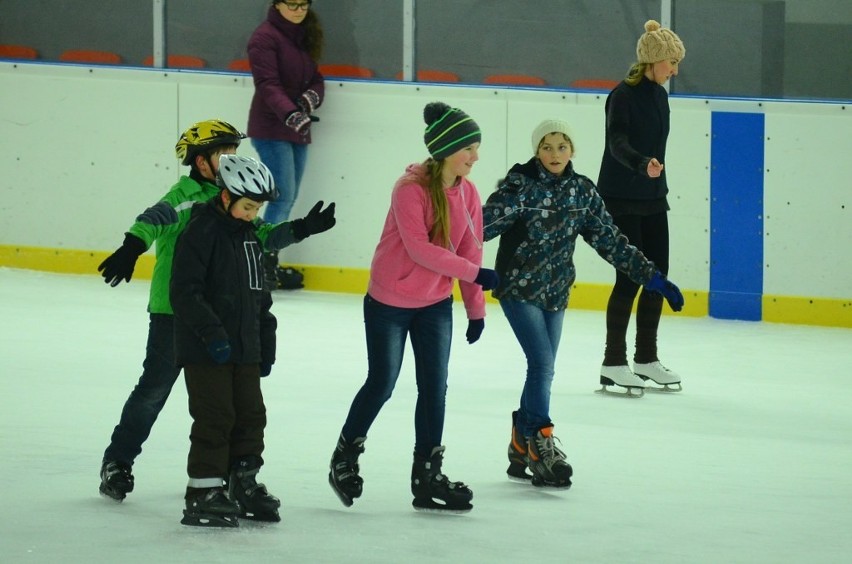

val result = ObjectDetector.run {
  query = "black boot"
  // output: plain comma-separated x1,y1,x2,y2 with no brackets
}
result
181,487,240,528
411,446,473,513
228,455,281,522
99,460,134,502
262,252,280,292
328,434,366,507
507,411,532,482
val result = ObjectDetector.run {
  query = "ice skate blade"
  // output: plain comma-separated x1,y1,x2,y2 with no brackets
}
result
643,383,682,393
328,473,357,508
239,511,281,523
180,511,239,528
595,385,644,398
99,489,126,503
507,462,533,483
412,498,473,514
531,478,572,490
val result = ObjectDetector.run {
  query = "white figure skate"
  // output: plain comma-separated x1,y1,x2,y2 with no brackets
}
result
596,365,645,398
634,361,682,392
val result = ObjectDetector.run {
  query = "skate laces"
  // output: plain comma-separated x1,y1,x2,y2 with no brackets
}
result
533,430,567,464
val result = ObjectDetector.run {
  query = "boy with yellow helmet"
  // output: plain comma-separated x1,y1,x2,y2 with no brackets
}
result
97,119,335,503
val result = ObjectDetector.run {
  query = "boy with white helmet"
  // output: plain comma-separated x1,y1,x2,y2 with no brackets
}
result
171,154,308,527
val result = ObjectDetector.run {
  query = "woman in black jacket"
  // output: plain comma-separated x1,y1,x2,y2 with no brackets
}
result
596,20,686,394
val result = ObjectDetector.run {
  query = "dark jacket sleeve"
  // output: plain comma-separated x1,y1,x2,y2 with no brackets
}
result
606,87,650,175
170,220,228,349
259,291,277,367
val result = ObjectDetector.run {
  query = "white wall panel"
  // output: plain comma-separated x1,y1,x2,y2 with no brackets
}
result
1,62,850,301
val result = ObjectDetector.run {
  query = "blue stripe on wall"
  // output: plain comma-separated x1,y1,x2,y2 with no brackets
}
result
709,112,764,321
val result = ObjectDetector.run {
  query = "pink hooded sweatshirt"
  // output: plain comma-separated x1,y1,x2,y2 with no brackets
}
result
367,163,487,320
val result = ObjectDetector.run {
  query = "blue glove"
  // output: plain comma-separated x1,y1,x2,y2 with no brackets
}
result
644,272,684,312
466,319,484,344
260,363,272,377
474,268,499,291
207,339,231,364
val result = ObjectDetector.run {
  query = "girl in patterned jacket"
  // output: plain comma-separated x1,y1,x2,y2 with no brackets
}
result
482,119,684,489
328,102,498,514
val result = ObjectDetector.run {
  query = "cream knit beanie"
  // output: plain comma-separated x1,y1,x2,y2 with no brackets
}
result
636,20,685,64
531,119,574,154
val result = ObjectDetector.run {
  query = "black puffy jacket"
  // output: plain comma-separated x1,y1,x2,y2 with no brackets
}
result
171,199,276,367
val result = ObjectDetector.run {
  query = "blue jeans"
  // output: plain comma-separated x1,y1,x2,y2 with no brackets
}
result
251,138,308,224
342,295,453,457
102,314,180,466
499,299,565,438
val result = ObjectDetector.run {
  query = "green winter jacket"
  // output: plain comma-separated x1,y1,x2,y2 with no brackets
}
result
127,173,300,315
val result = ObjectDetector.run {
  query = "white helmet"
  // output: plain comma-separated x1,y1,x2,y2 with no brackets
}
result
217,154,278,202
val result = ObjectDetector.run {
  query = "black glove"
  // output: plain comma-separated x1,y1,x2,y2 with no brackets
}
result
207,339,231,364
298,89,320,114
260,362,272,377
474,268,499,290
284,110,311,136
97,233,146,287
291,201,336,240
644,272,685,312
466,319,484,344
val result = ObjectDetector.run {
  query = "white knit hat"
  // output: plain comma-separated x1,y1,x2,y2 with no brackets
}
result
636,20,685,64
531,119,574,154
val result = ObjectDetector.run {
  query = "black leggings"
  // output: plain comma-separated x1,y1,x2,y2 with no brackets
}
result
604,212,669,365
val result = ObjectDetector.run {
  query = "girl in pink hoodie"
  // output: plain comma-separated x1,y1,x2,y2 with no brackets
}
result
328,102,498,514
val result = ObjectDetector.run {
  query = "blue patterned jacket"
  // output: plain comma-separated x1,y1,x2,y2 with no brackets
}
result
483,158,657,311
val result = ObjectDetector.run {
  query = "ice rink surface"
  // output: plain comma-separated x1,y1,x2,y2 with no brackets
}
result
1,267,850,563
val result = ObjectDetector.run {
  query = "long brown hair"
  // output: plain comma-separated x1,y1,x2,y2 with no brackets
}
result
302,10,324,61
423,158,451,248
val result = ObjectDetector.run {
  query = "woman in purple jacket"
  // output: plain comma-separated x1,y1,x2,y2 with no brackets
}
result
247,0,324,288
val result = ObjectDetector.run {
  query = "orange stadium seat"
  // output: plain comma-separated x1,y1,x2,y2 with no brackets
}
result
571,78,619,91
396,69,460,83
483,73,546,86
0,44,38,60
228,59,251,72
59,49,122,65
319,64,374,78
142,54,206,69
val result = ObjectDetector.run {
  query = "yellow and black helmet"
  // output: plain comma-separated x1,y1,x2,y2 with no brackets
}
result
175,119,246,166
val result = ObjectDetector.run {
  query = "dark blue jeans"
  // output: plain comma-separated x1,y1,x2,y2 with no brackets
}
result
500,299,565,438
102,314,180,466
341,295,452,457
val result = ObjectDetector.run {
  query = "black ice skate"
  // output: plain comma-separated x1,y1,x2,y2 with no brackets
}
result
99,461,134,502
507,411,532,482
181,487,240,528
527,426,573,490
228,456,281,522
411,446,473,513
328,434,366,507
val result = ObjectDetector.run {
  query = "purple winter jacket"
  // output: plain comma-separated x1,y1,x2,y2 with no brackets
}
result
246,6,325,144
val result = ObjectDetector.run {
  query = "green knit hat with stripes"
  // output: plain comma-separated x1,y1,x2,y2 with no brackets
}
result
423,102,481,160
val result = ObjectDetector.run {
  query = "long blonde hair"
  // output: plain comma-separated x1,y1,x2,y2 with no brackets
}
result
423,158,451,248
625,62,651,86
